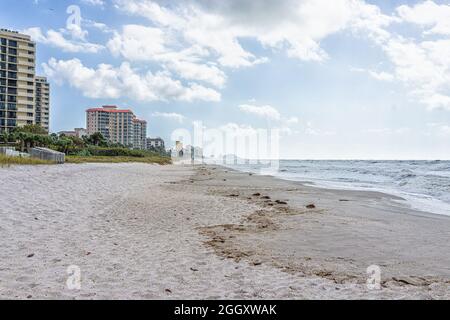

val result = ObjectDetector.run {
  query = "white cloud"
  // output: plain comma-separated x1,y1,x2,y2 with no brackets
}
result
367,70,395,82
397,1,450,35
152,112,185,123
81,0,105,6
239,104,281,121
23,27,103,53
107,25,167,60
343,1,450,111
381,37,450,110
84,19,114,33
113,0,393,65
42,58,221,102
107,24,227,87
351,67,394,82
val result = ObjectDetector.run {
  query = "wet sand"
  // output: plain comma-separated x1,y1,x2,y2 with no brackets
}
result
0,163,449,299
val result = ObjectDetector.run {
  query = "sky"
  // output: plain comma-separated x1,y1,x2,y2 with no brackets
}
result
1,0,450,159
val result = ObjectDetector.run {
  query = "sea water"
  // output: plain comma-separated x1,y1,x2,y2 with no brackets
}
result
223,160,450,216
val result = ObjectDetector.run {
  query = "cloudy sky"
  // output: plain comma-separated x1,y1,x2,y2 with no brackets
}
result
1,0,450,159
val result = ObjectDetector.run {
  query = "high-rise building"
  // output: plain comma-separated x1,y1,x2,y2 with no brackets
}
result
86,105,147,149
133,118,147,150
35,76,50,131
0,29,50,133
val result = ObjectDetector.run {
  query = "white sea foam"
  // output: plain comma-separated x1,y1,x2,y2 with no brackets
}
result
226,160,450,216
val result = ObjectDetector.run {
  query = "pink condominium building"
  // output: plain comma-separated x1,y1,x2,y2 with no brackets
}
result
86,105,147,149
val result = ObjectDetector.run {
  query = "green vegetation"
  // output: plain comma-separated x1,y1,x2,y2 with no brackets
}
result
66,155,171,165
0,154,53,167
0,125,171,165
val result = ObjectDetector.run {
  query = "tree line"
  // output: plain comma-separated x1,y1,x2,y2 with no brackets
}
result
0,125,169,157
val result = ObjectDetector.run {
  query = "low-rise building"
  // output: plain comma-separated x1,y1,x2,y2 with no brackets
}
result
58,128,87,138
146,137,165,150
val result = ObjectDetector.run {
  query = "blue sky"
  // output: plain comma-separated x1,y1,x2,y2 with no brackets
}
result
1,0,450,159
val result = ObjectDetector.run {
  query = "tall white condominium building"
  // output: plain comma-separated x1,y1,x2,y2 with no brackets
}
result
35,76,50,131
0,29,50,133
133,118,147,150
86,105,147,149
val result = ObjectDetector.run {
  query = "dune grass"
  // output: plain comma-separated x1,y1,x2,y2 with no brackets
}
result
66,155,172,165
0,154,54,167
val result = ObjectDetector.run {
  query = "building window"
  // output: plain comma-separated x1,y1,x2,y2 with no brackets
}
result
8,40,17,47
0,38,6,46
8,48,17,55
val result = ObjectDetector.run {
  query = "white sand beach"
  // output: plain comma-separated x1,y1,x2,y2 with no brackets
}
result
0,163,449,299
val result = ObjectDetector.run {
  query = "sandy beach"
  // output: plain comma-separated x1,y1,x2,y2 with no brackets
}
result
0,163,449,299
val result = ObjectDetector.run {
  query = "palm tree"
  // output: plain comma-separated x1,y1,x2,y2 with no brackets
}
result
88,132,107,146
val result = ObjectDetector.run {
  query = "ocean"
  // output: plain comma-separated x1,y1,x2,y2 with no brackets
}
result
223,160,450,216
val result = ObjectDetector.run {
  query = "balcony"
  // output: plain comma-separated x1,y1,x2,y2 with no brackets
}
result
17,91,34,98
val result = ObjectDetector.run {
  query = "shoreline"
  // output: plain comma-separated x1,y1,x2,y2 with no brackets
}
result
216,162,450,218
0,163,449,299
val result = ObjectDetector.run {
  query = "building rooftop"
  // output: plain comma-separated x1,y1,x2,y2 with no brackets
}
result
86,106,133,113
0,29,32,41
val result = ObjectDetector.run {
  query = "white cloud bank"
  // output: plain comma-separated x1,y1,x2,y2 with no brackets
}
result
42,58,221,102
23,27,103,53
29,0,450,109
151,112,186,123
113,0,392,65
238,104,281,121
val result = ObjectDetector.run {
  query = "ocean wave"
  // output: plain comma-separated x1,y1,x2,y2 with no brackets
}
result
229,160,450,216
